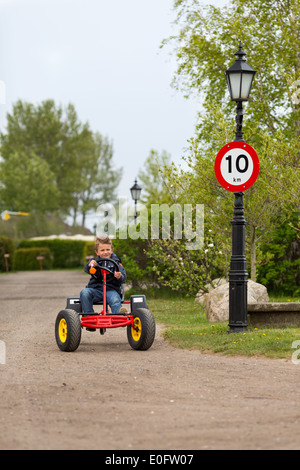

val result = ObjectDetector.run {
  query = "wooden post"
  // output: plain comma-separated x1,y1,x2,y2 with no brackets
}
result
36,255,44,271
4,254,10,273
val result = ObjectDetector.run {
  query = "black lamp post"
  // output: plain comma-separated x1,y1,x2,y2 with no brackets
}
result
225,42,256,333
130,178,142,224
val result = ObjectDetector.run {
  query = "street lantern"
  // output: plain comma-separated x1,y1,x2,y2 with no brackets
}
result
130,179,142,202
225,41,256,102
225,42,256,333
130,179,142,224
225,42,256,143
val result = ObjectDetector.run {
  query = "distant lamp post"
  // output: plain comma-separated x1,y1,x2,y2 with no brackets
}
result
130,179,142,224
225,42,256,333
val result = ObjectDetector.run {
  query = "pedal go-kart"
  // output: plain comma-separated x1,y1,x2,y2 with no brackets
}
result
55,258,156,352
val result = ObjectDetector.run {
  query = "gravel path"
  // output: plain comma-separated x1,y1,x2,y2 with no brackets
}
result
0,271,299,450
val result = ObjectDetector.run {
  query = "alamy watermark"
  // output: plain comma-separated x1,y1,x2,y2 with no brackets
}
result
0,80,6,105
291,341,300,365
0,340,6,365
96,198,204,250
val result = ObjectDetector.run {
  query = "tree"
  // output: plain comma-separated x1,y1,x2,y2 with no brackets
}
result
74,132,122,226
0,100,122,226
1,100,68,210
257,217,300,295
138,149,172,206
0,151,59,213
157,0,300,282
165,0,300,138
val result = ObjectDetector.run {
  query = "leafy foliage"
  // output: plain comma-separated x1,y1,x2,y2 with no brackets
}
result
0,236,14,271
154,0,300,291
19,239,86,268
257,219,300,295
0,100,122,225
13,247,53,271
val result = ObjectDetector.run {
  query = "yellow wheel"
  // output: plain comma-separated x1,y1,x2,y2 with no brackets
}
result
127,308,156,350
131,317,142,342
58,318,68,343
55,309,81,352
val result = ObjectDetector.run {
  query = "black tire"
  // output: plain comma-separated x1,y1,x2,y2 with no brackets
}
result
127,308,155,350
55,309,82,352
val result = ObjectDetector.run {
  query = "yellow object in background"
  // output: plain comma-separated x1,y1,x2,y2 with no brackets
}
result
1,210,30,221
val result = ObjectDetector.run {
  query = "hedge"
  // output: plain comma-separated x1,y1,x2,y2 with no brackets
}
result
13,247,53,271
0,236,14,272
18,239,86,268
16,237,155,283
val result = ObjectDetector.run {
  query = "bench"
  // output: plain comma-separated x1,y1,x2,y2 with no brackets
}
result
248,302,300,327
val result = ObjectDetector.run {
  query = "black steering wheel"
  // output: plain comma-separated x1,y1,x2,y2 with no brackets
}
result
89,257,120,276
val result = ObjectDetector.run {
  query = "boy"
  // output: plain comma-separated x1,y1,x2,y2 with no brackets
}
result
80,234,126,316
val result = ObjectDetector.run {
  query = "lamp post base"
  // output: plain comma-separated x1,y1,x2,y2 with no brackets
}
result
228,325,248,334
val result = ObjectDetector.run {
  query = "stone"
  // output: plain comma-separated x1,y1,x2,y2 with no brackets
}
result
195,278,227,305
203,279,269,323
248,302,300,327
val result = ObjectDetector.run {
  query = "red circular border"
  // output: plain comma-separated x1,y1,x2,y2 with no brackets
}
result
214,141,260,192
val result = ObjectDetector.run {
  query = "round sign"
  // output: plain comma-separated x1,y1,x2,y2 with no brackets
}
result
214,141,260,192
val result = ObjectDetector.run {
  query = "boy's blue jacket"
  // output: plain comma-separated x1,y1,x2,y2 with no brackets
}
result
84,253,126,294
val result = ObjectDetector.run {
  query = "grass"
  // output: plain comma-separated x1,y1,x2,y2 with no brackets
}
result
146,292,300,359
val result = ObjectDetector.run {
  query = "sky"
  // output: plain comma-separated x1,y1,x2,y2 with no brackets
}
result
0,0,228,230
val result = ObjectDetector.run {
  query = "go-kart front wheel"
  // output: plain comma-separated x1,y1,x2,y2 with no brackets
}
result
127,308,155,350
55,309,81,352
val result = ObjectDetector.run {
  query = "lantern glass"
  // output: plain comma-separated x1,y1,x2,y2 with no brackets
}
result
228,73,242,100
240,73,254,100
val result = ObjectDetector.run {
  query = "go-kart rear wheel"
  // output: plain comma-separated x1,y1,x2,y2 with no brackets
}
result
127,308,155,350
55,309,81,352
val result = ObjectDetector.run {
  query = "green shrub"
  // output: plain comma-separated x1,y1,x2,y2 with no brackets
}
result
0,236,14,272
13,247,53,271
18,239,86,268
257,218,300,296
83,241,95,263
113,238,154,286
83,236,154,287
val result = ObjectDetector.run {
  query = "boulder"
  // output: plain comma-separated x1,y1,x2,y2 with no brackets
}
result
195,278,227,305
203,280,269,323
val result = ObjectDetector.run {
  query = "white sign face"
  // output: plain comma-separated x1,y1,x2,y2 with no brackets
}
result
215,142,260,192
220,147,254,187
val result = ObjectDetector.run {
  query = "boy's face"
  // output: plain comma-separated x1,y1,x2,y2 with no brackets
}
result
95,243,113,258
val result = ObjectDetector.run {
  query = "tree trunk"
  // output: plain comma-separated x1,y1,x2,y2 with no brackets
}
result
250,223,256,281
72,207,77,227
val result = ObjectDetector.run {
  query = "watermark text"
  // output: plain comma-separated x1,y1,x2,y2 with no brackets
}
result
0,340,6,365
96,198,204,250
0,80,6,105
291,340,300,365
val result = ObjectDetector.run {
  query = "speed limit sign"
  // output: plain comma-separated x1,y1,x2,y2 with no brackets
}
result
214,141,260,192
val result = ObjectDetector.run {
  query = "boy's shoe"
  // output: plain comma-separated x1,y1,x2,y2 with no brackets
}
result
119,307,128,314
83,313,96,331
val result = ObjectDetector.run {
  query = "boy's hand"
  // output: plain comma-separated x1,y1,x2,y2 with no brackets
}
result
114,271,122,280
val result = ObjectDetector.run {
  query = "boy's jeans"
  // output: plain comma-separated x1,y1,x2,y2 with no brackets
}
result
80,287,122,314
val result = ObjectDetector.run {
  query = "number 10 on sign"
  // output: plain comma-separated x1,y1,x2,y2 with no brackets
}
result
214,141,260,192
